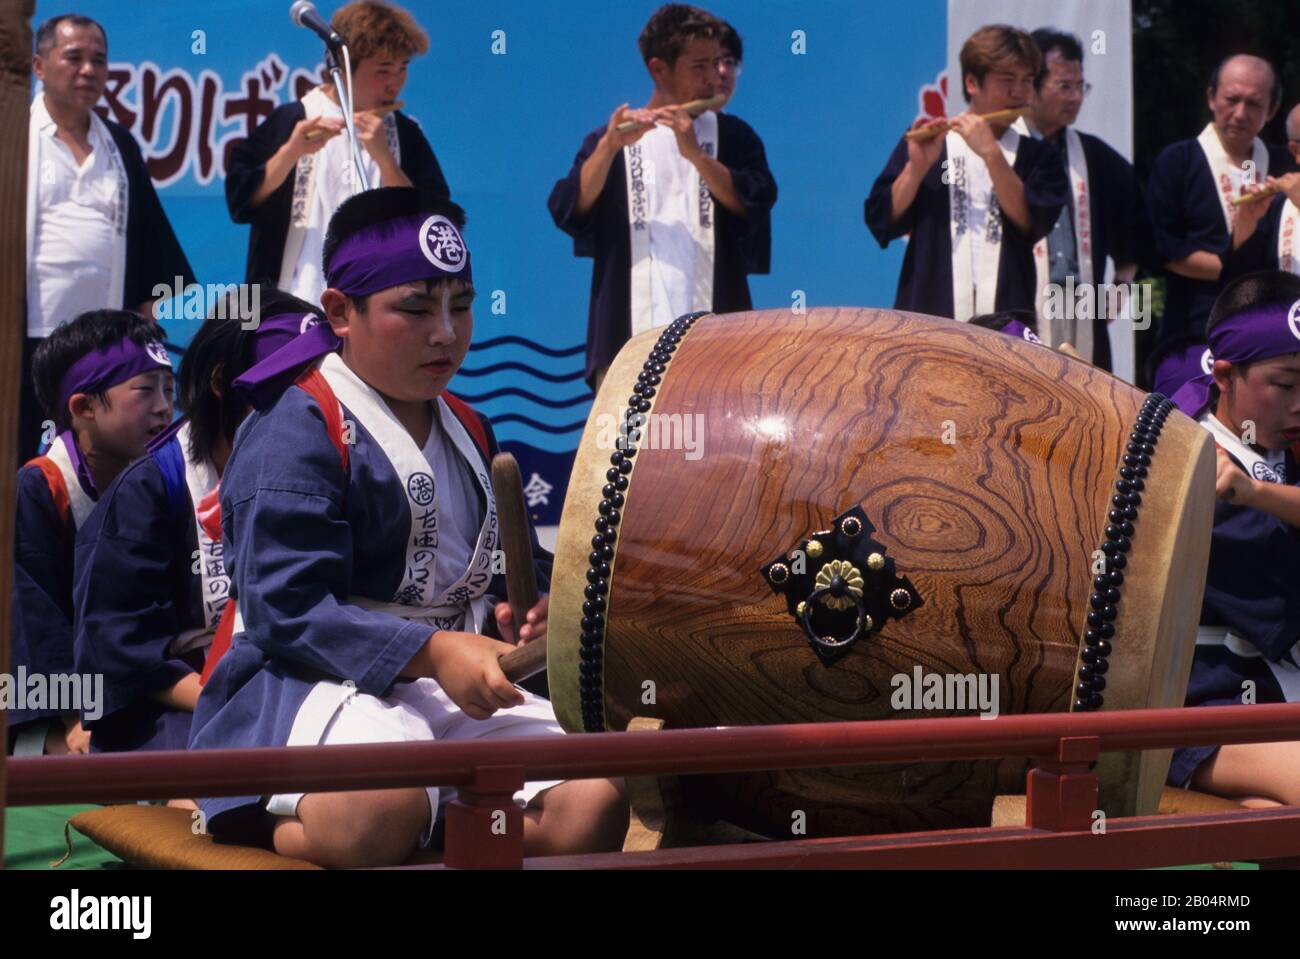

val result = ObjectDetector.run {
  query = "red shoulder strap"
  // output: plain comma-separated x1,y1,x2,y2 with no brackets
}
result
442,392,490,461
25,456,70,528
294,367,350,471
198,599,237,686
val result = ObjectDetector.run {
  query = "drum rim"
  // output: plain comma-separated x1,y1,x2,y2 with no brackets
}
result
1076,393,1215,817
547,312,711,733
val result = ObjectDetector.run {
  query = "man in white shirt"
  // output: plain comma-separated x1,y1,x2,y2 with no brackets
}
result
24,14,194,457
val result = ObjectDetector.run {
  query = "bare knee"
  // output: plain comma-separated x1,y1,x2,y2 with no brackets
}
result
1194,742,1300,807
277,788,429,868
525,778,628,856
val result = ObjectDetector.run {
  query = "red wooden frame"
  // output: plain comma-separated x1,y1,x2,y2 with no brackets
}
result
7,703,1300,869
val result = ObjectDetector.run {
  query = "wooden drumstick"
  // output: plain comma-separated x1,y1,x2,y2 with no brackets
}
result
491,453,547,683
615,93,728,132
1229,184,1281,207
304,100,404,140
904,107,1030,142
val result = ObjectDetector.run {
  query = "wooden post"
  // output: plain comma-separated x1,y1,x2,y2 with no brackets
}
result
0,0,35,870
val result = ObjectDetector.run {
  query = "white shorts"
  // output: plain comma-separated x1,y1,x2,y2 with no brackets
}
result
267,678,566,846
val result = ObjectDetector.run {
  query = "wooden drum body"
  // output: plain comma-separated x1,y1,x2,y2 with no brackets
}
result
548,308,1215,838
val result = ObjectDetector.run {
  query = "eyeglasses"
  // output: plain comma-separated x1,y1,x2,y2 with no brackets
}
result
1048,81,1093,97
690,56,743,78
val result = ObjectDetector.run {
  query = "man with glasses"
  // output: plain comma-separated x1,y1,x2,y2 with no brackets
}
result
1147,54,1295,342
1017,28,1148,370
549,4,777,390
866,25,1067,323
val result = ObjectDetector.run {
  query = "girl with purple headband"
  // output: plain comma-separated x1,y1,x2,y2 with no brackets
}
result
8,309,173,757
189,188,626,866
72,287,335,759
1166,270,1300,806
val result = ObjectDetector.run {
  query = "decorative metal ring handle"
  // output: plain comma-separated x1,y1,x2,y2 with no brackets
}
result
798,586,867,651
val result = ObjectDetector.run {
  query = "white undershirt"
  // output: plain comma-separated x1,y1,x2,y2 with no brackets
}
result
289,98,381,305
27,105,117,338
422,407,484,595
640,124,702,330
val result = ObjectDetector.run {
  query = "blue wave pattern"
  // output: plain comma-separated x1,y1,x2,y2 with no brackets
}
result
453,335,592,527
453,336,593,453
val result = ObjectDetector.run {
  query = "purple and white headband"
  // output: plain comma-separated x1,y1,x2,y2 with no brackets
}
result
57,336,172,422
325,213,472,296
231,311,342,410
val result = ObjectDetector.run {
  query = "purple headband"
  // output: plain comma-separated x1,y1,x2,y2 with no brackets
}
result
1153,342,1212,402
1172,299,1300,416
57,336,172,422
232,315,342,410
245,312,325,365
325,213,472,296
1000,319,1043,345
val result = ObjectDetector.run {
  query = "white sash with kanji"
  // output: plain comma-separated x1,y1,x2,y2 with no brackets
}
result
948,126,1020,321
1024,125,1094,360
625,110,718,338
278,86,401,290
1198,409,1287,485
1278,198,1300,275
1197,122,1268,235
170,421,229,654
317,352,498,634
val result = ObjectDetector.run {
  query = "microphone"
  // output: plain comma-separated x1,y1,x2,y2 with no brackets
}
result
290,0,346,49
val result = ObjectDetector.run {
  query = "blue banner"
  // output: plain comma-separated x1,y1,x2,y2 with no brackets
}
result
35,0,947,525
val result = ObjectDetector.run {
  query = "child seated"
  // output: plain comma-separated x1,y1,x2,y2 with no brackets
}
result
1168,270,1300,805
73,288,334,753
190,189,626,866
9,310,173,755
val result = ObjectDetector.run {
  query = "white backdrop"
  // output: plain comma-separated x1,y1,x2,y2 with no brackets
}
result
948,0,1137,383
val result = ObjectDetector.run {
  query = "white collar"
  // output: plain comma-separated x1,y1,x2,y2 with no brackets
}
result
32,93,105,144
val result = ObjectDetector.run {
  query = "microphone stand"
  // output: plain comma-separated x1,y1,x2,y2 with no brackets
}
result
324,44,371,191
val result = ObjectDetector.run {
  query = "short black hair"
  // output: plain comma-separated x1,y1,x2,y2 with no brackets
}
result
1142,330,1206,392
1209,55,1283,111
32,309,168,430
717,19,742,62
35,14,107,56
1031,28,1082,89
638,4,720,67
178,286,323,468
969,309,1038,334
1208,270,1300,333
322,187,467,311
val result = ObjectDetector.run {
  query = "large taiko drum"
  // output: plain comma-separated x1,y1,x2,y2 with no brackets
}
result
547,308,1215,838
